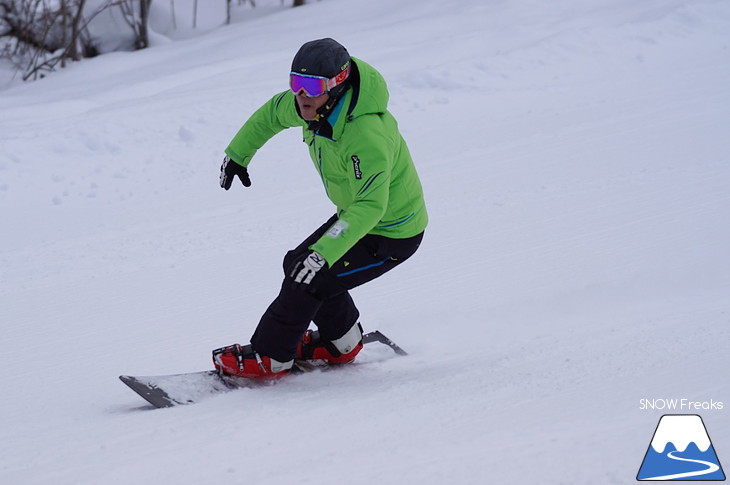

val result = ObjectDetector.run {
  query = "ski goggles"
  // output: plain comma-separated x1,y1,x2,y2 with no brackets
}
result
290,65,351,98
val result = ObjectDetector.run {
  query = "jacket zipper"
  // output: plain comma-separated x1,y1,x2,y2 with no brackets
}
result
314,137,329,197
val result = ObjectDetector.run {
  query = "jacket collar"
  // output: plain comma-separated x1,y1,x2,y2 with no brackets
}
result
311,87,353,141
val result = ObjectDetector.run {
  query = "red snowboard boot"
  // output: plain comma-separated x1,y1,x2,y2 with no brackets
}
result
296,323,364,364
213,343,293,380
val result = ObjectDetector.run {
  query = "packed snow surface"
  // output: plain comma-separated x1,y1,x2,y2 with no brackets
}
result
1,0,729,483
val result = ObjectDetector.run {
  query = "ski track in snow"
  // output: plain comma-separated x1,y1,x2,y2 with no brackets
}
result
1,0,730,484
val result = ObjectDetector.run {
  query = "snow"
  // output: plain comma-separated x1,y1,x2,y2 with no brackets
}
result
1,0,729,483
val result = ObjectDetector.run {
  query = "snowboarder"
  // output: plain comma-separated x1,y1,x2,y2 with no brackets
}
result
213,38,428,380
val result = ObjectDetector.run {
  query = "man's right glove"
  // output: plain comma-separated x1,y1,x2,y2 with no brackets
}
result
220,155,251,190
290,251,327,287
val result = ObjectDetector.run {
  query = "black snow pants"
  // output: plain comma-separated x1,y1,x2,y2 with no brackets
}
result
250,214,424,362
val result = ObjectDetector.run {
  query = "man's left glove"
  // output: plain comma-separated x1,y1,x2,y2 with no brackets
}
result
220,155,251,190
290,251,327,286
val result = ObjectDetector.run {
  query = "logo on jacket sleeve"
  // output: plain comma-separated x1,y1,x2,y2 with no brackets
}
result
326,220,349,238
351,155,362,179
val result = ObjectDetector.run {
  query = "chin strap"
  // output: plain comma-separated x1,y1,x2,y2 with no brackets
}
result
306,84,348,134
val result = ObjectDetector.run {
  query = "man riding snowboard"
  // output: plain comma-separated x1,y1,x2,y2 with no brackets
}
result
213,38,428,380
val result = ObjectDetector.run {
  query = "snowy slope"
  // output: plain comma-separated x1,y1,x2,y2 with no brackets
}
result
1,0,730,483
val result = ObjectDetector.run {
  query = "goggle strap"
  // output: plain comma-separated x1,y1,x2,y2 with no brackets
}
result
327,65,351,90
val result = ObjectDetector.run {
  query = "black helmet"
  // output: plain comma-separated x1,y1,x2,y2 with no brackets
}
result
291,38,351,80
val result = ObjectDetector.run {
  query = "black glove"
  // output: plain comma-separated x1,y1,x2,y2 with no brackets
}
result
220,155,251,190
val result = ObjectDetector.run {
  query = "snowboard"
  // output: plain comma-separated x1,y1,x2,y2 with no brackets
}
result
120,330,406,409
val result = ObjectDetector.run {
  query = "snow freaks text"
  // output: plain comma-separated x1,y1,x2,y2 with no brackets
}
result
639,399,724,411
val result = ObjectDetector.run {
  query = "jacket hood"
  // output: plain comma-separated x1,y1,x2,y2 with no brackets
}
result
348,57,389,119
317,57,390,141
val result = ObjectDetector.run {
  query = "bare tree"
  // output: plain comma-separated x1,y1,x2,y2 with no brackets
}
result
1,0,298,83
139,0,151,46
64,0,88,63
1,0,154,81
227,0,256,25
1,0,108,80
117,0,153,49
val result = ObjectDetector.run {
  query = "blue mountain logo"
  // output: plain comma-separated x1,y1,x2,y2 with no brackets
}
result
637,414,725,481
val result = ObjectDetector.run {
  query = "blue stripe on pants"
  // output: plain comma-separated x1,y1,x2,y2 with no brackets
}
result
336,257,392,278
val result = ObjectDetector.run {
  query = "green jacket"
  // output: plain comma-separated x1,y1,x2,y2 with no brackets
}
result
225,58,428,266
